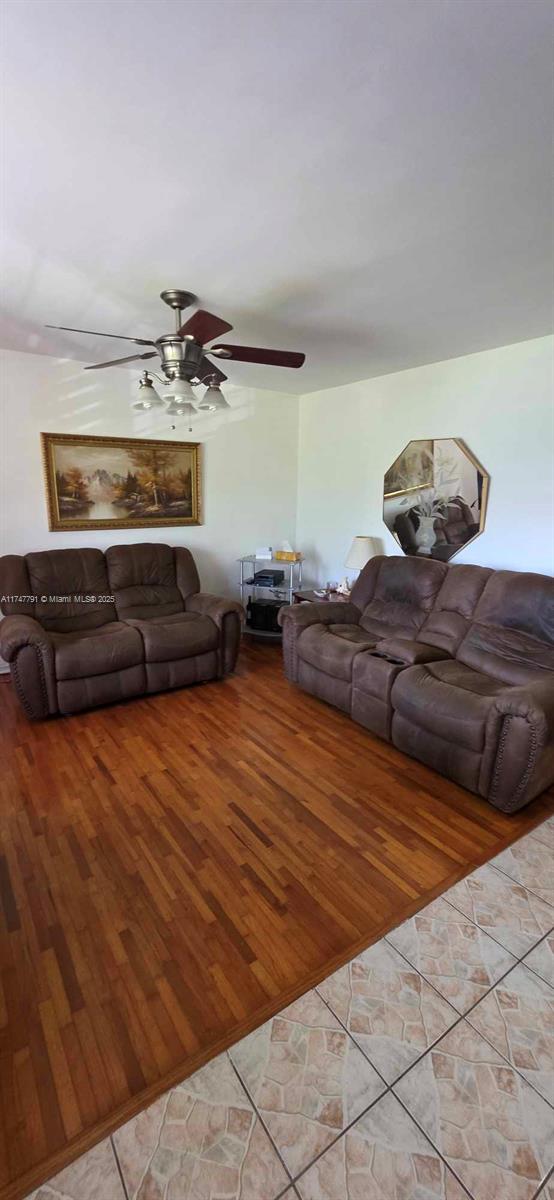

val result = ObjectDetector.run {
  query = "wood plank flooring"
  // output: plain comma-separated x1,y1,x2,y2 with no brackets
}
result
1,639,553,1200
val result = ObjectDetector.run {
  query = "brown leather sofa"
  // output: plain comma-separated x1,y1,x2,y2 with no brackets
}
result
280,556,554,812
0,543,244,718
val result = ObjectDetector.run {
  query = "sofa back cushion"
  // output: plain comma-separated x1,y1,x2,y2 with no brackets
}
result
106,543,185,620
357,556,447,640
457,569,554,684
22,548,114,632
0,554,36,618
417,563,492,654
430,497,477,548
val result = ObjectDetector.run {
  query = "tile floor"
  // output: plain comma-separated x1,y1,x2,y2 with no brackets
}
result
27,818,554,1200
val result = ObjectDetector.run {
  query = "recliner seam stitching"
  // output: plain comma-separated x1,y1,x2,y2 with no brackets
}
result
490,714,538,808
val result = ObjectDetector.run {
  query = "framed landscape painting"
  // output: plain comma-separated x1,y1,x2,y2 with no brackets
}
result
41,432,202,531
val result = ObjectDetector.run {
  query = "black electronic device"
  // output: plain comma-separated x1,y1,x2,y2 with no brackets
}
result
245,569,285,587
246,598,284,633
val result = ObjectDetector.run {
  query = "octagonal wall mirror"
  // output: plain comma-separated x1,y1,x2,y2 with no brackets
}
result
383,438,489,561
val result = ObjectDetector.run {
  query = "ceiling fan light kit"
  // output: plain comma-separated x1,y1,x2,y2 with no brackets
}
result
162,377,196,403
46,289,306,426
198,382,230,411
136,370,165,407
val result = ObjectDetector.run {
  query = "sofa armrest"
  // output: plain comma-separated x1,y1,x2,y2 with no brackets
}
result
494,677,554,740
278,601,361,629
185,593,244,675
0,614,51,662
278,601,361,682
374,637,452,666
485,677,554,812
0,615,57,718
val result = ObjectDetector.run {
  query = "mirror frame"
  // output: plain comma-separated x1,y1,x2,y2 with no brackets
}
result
382,436,490,560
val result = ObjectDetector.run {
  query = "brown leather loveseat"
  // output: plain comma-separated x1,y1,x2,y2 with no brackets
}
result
280,556,554,812
0,543,244,718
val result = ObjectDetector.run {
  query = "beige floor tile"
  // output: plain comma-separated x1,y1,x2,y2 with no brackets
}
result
524,934,554,988
113,1051,289,1200
444,863,554,958
25,1140,125,1200
536,1175,554,1200
229,989,384,1178
318,938,457,1083
491,837,554,907
296,1092,468,1199
395,1021,554,1200
387,894,516,1013
468,962,554,1105
530,816,554,853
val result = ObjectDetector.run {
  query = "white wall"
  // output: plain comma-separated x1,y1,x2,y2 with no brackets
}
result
1,335,552,675
0,348,299,598
297,336,554,586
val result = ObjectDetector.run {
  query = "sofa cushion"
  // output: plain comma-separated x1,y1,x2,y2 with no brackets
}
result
106,543,184,619
51,622,144,681
358,556,447,641
456,570,554,685
25,548,114,632
125,612,218,663
416,563,492,655
391,659,507,752
298,623,376,681
328,623,375,644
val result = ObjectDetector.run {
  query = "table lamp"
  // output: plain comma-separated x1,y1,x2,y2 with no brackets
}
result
341,536,380,592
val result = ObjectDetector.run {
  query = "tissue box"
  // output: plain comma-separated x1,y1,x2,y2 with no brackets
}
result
274,550,301,562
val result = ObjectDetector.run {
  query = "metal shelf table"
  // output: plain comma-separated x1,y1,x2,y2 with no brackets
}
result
238,554,303,638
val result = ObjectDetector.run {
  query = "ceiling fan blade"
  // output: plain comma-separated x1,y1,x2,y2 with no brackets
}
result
198,355,227,384
178,309,233,344
211,344,305,368
45,324,156,347
84,351,158,371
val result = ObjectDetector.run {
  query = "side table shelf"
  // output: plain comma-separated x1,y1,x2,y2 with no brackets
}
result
238,554,303,639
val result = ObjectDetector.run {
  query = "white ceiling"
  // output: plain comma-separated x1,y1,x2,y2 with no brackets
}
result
1,0,552,393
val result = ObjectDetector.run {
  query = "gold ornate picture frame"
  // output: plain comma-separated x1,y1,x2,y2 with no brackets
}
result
41,432,202,531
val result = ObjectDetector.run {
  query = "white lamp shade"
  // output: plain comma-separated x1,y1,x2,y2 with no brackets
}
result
167,401,196,418
136,373,164,408
163,377,196,404
345,536,379,570
137,384,164,408
198,383,229,411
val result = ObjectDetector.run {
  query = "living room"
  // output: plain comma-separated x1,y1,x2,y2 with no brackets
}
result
1,2,553,1199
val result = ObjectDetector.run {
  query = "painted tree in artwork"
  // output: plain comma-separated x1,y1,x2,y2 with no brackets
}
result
167,466,192,502
64,467,90,501
112,471,140,502
128,446,176,508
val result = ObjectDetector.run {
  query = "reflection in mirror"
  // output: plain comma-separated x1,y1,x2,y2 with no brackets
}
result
383,438,489,561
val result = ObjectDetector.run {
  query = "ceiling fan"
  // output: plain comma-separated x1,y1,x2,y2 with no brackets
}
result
46,289,306,419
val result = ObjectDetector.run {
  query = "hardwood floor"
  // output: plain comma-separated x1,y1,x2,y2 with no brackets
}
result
1,639,552,1200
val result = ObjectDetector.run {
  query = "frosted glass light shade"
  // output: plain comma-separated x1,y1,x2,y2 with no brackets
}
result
144,388,165,408
167,401,196,419
345,536,379,570
163,377,196,404
135,374,164,408
198,383,229,411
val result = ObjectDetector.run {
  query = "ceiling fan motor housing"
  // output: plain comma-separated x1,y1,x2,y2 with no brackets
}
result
156,334,203,380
